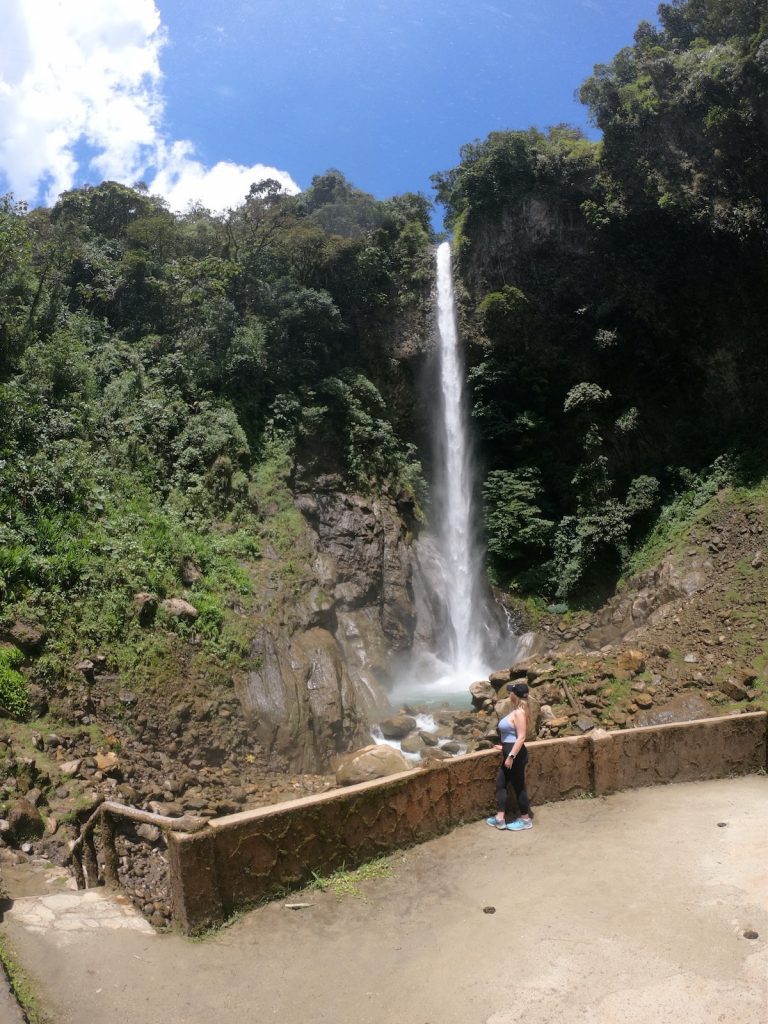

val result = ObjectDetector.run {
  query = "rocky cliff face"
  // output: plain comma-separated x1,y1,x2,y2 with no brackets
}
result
236,489,448,772
459,194,590,297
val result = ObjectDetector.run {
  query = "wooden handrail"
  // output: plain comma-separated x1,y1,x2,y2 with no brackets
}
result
71,800,208,891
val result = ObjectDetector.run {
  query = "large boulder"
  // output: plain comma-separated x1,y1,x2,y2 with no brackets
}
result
634,693,715,728
133,592,158,626
586,555,710,647
378,714,416,739
8,798,44,842
181,559,203,585
616,649,646,676
2,621,46,653
400,734,425,754
335,744,410,785
160,598,199,622
469,680,495,706
718,678,751,702
421,746,451,762
239,627,376,773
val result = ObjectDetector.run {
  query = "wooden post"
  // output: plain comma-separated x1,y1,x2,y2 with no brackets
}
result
83,827,100,887
100,813,120,887
71,847,85,889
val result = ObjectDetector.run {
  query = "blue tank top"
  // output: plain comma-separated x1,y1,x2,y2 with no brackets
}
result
498,714,518,745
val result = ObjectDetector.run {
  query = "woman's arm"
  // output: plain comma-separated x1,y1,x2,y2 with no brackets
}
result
504,708,527,765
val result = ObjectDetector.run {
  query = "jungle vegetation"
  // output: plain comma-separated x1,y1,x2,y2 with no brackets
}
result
0,171,433,686
1,0,767,698
434,0,768,599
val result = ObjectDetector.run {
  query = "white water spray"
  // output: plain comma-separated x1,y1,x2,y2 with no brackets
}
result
433,241,489,677
388,243,495,706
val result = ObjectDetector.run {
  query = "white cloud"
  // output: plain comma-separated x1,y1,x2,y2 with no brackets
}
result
0,0,298,209
150,141,300,213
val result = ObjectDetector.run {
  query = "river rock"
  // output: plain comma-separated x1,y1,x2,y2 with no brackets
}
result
237,486,440,773
489,669,511,688
469,680,495,706
509,657,538,679
421,746,452,762
335,745,410,785
240,626,375,773
495,696,513,719
378,714,417,739
400,734,425,754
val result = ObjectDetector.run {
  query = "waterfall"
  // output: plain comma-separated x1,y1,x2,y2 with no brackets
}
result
388,242,499,706
432,241,489,676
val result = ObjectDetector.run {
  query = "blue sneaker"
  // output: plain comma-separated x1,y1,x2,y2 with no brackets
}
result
506,818,533,831
486,816,507,830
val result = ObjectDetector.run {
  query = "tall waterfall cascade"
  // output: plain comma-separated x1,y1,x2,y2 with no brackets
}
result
389,242,518,705
432,241,489,676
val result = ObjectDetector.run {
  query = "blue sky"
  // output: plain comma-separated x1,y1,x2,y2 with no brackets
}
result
1,0,661,211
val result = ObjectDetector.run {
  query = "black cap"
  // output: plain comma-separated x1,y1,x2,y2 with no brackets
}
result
507,681,529,698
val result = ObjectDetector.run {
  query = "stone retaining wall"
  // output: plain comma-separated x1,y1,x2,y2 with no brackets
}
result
168,711,767,933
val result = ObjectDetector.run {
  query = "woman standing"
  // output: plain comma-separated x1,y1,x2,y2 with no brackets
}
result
486,681,533,831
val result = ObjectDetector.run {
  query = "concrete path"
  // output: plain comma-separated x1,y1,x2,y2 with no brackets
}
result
1,776,767,1024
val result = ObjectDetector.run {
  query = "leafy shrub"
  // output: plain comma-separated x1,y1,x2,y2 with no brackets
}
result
483,469,554,575
0,647,29,720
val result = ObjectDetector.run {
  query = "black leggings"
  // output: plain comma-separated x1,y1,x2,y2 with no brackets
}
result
496,743,530,816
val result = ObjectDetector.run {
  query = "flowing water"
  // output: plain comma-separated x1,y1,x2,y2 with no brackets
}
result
432,241,490,674
389,242,499,706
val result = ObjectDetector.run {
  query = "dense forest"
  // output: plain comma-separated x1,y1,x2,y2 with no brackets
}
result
1,0,767,716
436,0,768,600
0,172,434,714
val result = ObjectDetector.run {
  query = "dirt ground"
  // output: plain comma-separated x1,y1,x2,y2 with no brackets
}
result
2,775,767,1024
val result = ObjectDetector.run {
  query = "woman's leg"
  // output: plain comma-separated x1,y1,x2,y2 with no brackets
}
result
495,764,509,814
493,744,515,817
509,751,530,817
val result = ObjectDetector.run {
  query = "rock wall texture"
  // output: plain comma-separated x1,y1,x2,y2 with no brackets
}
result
168,711,767,933
236,490,457,773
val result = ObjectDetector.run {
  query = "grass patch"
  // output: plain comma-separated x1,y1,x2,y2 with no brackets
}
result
308,858,394,901
598,675,633,712
0,932,50,1024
